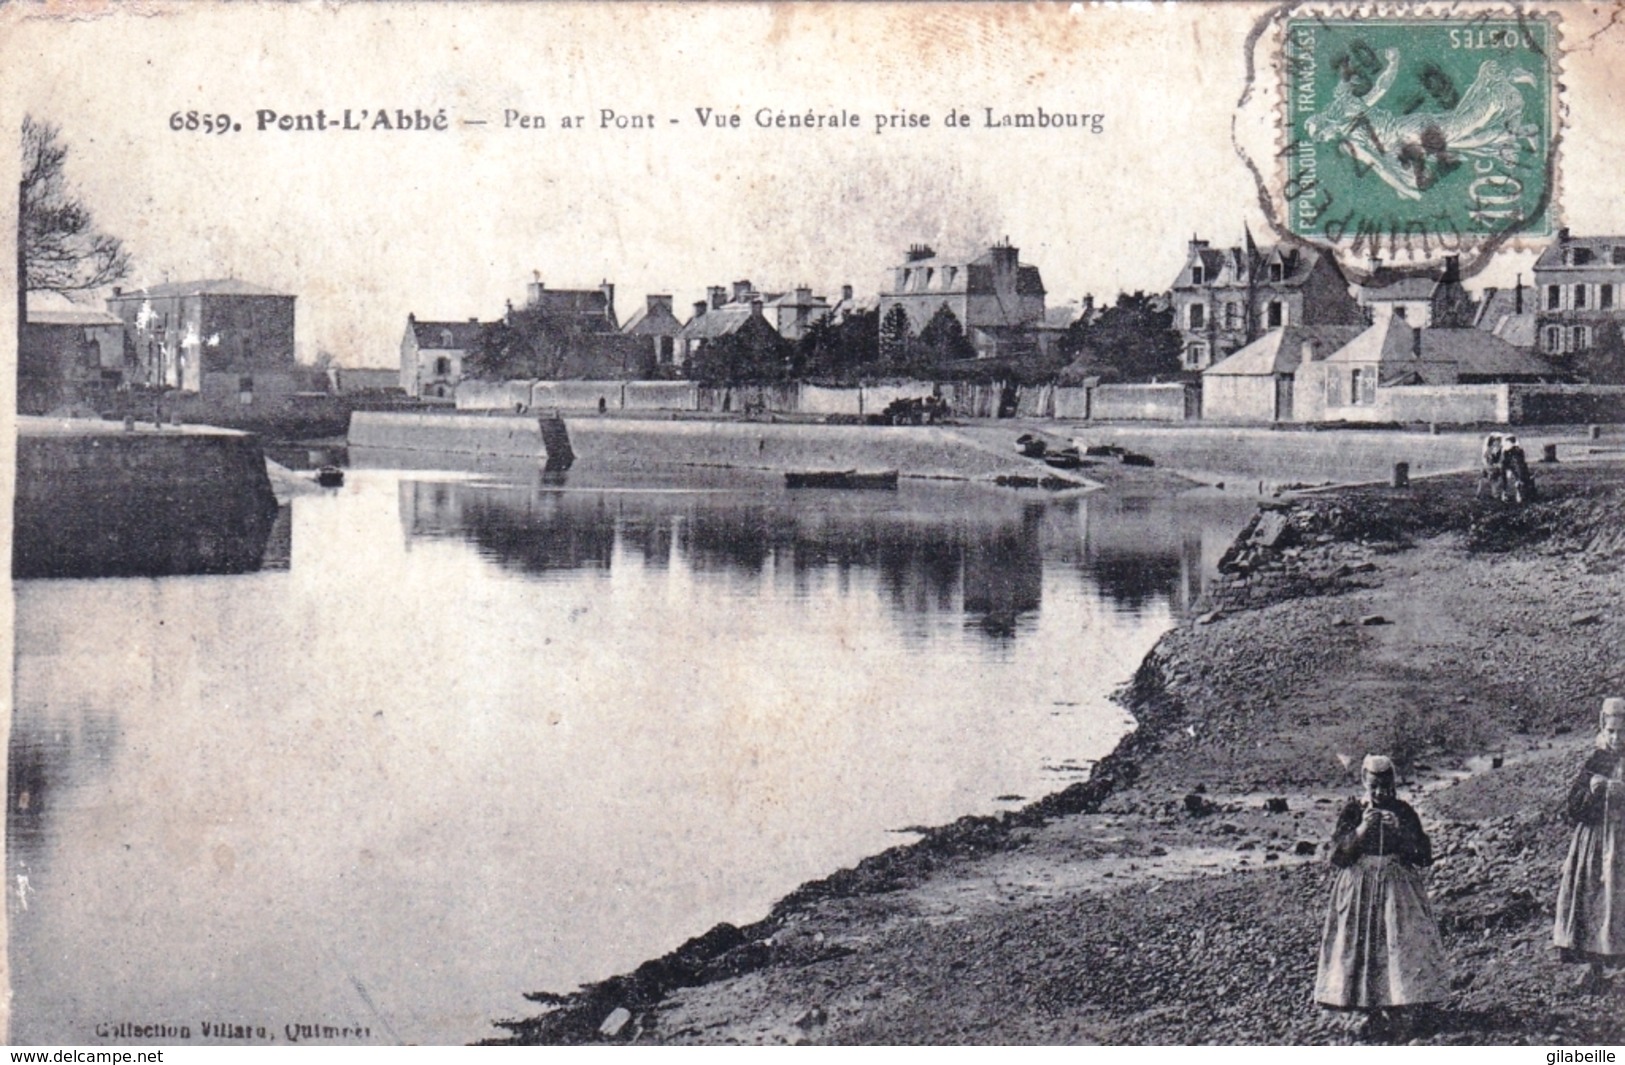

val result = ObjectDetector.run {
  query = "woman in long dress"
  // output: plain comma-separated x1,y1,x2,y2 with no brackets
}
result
1315,755,1449,1031
1554,697,1625,992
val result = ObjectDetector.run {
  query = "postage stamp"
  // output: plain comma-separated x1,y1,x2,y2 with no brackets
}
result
1280,10,1559,266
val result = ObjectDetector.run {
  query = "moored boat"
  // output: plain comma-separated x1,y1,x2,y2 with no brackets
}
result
784,469,900,490
316,465,346,488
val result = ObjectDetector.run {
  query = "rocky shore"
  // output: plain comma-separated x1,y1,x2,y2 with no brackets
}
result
493,459,1625,1046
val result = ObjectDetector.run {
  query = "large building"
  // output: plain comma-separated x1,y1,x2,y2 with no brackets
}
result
1531,229,1625,362
877,240,1046,358
1169,232,1364,371
106,278,295,393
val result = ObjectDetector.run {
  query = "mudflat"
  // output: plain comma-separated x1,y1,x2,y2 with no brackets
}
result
498,460,1625,1046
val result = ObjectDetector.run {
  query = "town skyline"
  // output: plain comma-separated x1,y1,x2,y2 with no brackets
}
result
13,3,1625,368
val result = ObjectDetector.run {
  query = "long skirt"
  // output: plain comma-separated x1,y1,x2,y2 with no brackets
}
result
1553,817,1625,961
1315,854,1449,1009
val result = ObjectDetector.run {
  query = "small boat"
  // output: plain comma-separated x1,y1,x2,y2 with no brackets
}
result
1043,447,1084,470
315,465,345,488
1015,433,1048,458
784,469,899,490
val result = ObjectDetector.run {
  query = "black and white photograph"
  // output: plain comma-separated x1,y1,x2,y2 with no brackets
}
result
5,0,1625,1048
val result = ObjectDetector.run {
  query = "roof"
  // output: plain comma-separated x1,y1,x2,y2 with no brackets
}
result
1533,236,1625,271
1492,313,1538,349
621,301,685,335
1360,277,1437,302
112,278,293,299
529,288,615,326
408,318,485,349
26,292,123,326
1323,317,1556,379
1176,238,1332,290
678,304,763,340
888,245,1046,297
1204,324,1368,376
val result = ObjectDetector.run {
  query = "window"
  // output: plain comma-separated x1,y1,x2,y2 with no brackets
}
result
1603,284,1614,310
1269,263,1284,282
1573,247,1595,266
1189,304,1206,330
1574,284,1588,310
659,337,674,363
1548,284,1562,310
1267,301,1284,328
238,374,254,406
1190,264,1205,285
1326,372,1344,407
1225,302,1242,329
1614,247,1625,266
1574,325,1591,351
1350,368,1377,406
434,356,451,376
1185,343,1207,369
1545,325,1563,353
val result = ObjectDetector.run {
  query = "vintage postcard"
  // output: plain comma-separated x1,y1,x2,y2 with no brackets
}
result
6,0,1625,1049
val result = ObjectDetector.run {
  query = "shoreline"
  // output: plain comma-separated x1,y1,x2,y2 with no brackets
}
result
493,457,1625,1046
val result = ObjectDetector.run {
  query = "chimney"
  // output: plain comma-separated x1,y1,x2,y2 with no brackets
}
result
648,294,672,316
708,285,726,310
841,284,853,302
906,244,935,262
1559,227,1571,245
732,280,753,302
1188,236,1210,252
112,286,123,297
407,312,415,323
505,299,515,324
1515,273,1524,315
1442,255,1460,284
600,280,615,314
527,280,545,305
749,297,764,318
795,285,812,304
693,300,708,318
467,317,478,324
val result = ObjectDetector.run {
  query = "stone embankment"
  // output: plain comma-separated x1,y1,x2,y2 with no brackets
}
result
494,460,1625,1046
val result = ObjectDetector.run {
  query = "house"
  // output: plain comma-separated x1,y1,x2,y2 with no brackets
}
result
676,293,790,377
1169,230,1364,371
765,287,833,341
1201,324,1367,423
401,315,483,398
1473,278,1537,349
18,293,130,414
1296,316,1559,423
524,276,620,332
876,240,1046,357
1531,229,1625,363
1357,255,1476,328
106,278,295,393
620,294,686,370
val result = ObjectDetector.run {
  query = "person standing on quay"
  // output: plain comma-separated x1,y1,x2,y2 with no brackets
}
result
1314,754,1450,1037
1554,697,1625,993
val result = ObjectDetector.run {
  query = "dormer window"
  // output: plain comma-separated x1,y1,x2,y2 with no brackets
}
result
1269,262,1284,282
440,329,454,347
1573,247,1595,266
1191,264,1205,285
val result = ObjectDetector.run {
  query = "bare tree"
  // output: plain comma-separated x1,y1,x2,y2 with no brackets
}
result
20,115,130,301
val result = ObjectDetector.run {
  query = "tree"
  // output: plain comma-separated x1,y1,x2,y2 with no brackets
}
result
20,116,130,302
798,307,879,382
1058,291,1182,382
465,305,566,381
879,305,912,367
912,304,976,366
1576,320,1625,385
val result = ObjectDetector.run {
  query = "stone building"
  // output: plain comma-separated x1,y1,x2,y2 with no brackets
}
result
876,240,1046,357
620,294,686,370
1531,229,1625,361
1168,231,1364,371
18,293,130,414
400,315,484,398
1357,255,1477,329
106,278,295,393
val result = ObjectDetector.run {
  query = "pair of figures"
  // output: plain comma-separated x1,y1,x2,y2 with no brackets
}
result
1314,698,1625,1034
1477,432,1534,504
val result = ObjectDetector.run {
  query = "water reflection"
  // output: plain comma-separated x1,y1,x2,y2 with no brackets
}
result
11,468,1256,1046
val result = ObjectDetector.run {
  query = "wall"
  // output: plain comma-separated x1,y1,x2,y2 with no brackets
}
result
349,410,568,461
1508,384,1625,424
14,419,281,578
1202,375,1277,423
1089,383,1193,421
624,381,699,411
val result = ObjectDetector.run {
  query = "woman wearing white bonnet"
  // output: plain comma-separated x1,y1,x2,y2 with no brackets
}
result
1553,697,1625,993
1314,753,1449,1035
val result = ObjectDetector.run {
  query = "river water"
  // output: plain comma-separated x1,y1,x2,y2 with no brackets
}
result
8,463,1254,1045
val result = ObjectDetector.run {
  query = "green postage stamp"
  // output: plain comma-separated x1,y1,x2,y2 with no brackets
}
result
1283,11,1558,255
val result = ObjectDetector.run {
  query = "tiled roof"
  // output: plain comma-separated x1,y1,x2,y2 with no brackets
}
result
621,302,685,335
114,278,292,299
1204,325,1367,376
1323,317,1555,378
1533,237,1625,270
1361,277,1438,302
27,292,122,326
678,304,761,340
409,319,485,349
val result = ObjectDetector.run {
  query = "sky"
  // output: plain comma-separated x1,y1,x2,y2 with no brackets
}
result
7,1,1625,367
